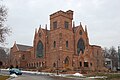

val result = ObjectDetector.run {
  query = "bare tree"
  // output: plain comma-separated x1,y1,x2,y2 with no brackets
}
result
103,47,110,58
109,46,118,69
0,0,11,44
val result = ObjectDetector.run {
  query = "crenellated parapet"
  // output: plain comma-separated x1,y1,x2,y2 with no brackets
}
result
50,10,73,20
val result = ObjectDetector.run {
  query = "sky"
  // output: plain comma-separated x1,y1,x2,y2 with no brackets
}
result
1,0,120,49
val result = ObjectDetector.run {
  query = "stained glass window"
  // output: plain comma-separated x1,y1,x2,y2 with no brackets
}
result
77,38,85,54
36,41,44,58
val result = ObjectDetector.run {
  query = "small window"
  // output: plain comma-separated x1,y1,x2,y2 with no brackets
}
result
79,30,82,35
64,21,69,29
53,21,57,29
54,41,56,48
66,41,68,48
90,63,92,66
80,61,82,67
84,62,88,67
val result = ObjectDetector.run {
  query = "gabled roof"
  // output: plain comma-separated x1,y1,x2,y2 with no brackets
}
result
16,44,32,51
90,45,101,48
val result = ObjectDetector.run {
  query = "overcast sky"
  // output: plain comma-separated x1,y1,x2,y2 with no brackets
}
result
1,0,120,49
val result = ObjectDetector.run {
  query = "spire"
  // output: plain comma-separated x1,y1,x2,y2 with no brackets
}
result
73,21,75,33
85,25,89,46
45,24,48,35
79,22,84,31
14,41,16,44
80,22,82,27
39,25,41,29
14,41,17,46
45,24,47,30
73,21,75,28
85,25,88,37
38,25,41,32
40,25,41,28
34,28,37,39
33,28,37,47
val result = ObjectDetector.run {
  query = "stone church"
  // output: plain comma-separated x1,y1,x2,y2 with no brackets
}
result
10,10,104,72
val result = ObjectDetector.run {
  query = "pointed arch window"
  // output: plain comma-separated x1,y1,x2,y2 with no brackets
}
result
64,57,69,65
77,38,85,55
79,30,82,35
66,41,68,48
36,41,44,58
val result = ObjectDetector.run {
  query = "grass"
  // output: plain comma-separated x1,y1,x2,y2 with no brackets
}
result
86,73,120,80
0,75,10,80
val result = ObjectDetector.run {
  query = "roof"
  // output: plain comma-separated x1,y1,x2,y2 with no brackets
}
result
73,26,79,32
90,45,101,48
16,44,32,51
105,58,112,61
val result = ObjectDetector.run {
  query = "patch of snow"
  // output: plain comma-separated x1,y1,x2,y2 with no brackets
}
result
88,76,107,79
10,74,18,78
73,73,83,77
1,69,8,70
6,68,10,70
95,76,107,79
88,77,95,78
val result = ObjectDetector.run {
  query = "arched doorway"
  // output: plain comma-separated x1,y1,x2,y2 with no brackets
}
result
53,63,56,67
64,56,70,68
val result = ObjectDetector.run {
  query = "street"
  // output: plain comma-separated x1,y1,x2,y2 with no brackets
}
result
10,74,80,80
0,70,81,80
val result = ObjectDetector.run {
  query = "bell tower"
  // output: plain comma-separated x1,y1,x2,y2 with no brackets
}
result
48,10,74,69
50,10,73,30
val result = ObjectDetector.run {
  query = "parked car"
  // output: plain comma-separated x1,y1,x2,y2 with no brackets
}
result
9,68,22,75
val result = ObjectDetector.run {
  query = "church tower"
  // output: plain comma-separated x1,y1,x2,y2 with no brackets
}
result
48,10,74,69
50,10,73,30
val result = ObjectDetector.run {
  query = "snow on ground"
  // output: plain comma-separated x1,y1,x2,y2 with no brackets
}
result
73,73,83,77
1,69,107,79
10,74,18,78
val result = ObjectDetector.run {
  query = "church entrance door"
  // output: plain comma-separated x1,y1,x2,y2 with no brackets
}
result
64,57,69,68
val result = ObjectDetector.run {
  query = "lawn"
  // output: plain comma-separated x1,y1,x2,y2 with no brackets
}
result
0,75,9,80
86,72,120,80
